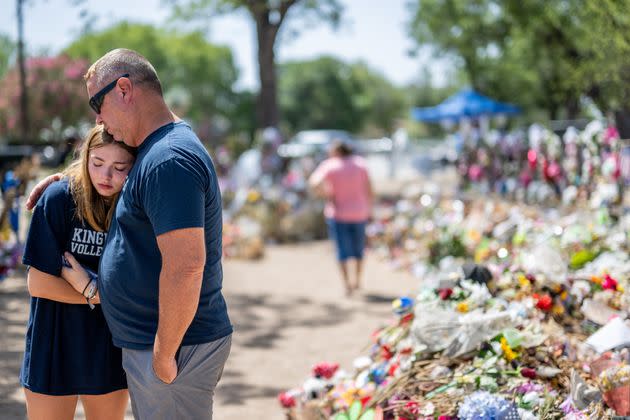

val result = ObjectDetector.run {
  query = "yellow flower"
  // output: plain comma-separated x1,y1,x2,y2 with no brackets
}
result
474,248,491,263
552,305,565,315
468,229,481,243
517,274,530,288
340,388,367,406
500,337,518,362
0,226,10,242
456,302,469,313
246,190,261,202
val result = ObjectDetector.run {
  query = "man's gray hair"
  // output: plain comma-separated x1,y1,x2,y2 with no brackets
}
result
85,48,163,96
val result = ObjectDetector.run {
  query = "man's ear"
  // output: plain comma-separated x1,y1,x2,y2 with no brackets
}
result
117,77,132,101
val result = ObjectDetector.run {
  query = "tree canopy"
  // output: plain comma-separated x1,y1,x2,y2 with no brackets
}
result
166,0,344,128
64,21,240,142
408,0,630,122
278,56,406,135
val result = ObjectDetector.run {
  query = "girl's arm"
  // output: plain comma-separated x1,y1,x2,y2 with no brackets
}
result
27,267,99,304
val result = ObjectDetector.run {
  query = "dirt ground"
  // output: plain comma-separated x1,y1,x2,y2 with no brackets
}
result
0,240,417,419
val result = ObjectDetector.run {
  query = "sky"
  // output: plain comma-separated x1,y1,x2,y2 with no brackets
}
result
1,0,448,90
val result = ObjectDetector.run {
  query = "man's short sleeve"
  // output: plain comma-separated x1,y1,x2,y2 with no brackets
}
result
142,159,206,236
22,182,68,276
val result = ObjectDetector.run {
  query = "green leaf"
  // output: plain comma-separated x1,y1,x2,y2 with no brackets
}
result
502,328,523,348
425,381,457,399
358,408,376,420
335,413,350,420
570,249,596,269
348,400,362,420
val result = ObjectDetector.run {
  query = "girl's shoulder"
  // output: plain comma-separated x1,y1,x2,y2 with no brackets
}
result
36,178,72,208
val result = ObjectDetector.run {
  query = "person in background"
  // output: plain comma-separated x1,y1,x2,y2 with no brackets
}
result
309,140,373,296
21,125,134,420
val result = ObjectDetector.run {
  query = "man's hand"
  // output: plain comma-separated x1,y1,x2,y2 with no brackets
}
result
152,353,177,384
61,252,90,294
26,173,63,210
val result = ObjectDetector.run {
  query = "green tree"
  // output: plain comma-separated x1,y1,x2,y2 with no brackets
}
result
408,0,630,129
166,0,344,129
278,56,406,135
64,22,240,143
0,33,15,80
565,0,630,134
407,0,610,120
349,63,407,135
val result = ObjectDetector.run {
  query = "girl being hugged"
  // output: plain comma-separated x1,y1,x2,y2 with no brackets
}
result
21,125,135,420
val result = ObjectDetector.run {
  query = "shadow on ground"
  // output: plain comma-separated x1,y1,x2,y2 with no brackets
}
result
216,291,358,407
0,268,29,419
224,293,354,350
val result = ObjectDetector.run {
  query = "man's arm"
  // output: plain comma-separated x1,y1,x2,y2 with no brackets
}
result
25,173,63,211
153,227,206,384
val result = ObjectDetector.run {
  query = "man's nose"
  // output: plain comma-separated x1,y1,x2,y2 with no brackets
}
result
95,114,103,124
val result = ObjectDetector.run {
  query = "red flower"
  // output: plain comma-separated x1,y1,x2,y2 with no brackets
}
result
360,395,371,407
312,362,339,379
400,313,414,324
404,401,421,415
381,345,394,360
535,294,553,312
602,274,618,291
438,288,453,300
399,346,413,355
521,367,537,379
278,391,296,408
388,362,399,376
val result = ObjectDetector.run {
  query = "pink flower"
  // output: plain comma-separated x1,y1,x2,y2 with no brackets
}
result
602,274,618,291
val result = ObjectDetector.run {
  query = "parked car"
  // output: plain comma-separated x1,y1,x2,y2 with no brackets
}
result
277,129,358,159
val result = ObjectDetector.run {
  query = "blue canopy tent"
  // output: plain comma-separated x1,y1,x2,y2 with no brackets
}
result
411,89,520,122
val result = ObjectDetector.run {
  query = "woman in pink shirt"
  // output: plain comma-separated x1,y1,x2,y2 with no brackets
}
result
309,141,373,296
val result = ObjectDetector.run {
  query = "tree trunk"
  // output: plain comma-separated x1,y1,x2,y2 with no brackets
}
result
614,109,630,139
255,15,279,129
565,96,580,120
17,0,29,141
462,54,479,91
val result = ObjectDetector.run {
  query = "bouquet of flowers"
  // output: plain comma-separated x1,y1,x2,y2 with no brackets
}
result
0,224,22,281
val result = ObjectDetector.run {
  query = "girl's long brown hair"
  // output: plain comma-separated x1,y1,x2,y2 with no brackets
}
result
63,126,135,231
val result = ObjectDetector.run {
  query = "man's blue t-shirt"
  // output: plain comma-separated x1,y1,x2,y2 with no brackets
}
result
99,121,232,349
21,180,126,395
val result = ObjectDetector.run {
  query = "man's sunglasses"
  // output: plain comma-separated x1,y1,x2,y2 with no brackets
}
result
88,74,129,114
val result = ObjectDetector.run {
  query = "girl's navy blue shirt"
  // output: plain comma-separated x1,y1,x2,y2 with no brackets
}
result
20,179,126,395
